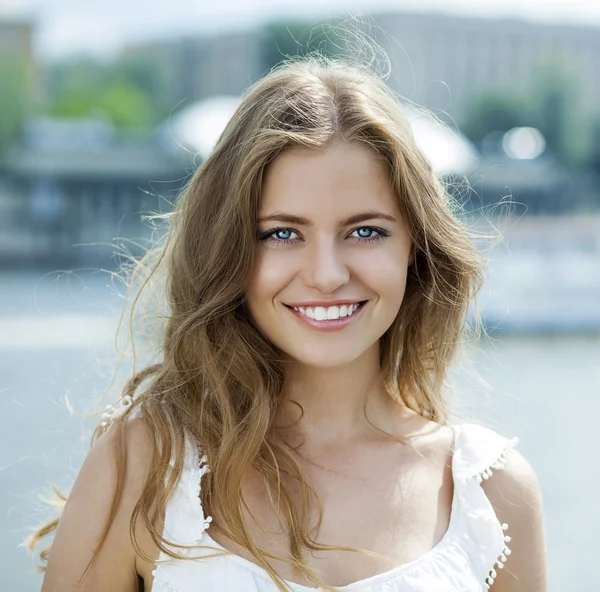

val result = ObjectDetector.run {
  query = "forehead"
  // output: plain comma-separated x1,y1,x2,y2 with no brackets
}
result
260,140,398,215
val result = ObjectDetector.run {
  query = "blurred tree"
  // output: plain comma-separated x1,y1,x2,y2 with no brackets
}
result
46,57,164,130
259,20,346,73
97,80,158,129
460,91,528,147
112,57,164,98
0,50,32,159
586,117,600,177
461,56,589,171
46,57,108,101
528,57,587,170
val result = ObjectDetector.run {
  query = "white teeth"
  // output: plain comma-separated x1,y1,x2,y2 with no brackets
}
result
314,307,327,321
327,307,339,320
291,302,362,321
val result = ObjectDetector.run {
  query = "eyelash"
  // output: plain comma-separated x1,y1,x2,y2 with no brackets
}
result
259,226,390,246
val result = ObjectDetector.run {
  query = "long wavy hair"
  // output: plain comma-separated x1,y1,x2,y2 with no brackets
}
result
27,53,485,592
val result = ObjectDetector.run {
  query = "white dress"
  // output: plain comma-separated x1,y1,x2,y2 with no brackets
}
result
137,420,519,592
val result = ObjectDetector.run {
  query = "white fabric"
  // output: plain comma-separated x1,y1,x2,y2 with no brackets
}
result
151,423,519,592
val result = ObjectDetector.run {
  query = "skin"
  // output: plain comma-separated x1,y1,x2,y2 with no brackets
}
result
247,138,417,447
40,139,546,592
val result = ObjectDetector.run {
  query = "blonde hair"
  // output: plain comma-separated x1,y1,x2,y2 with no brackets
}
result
27,52,485,592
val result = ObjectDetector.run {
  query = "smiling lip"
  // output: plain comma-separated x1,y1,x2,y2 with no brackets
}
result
284,299,367,307
284,301,368,332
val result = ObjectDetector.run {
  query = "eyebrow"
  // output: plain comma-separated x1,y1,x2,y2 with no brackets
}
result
257,210,397,227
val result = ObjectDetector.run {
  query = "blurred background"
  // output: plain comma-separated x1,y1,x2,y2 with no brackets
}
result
1,0,598,590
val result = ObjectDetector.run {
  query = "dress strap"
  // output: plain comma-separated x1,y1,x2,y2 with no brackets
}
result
161,431,213,552
452,423,519,590
151,430,214,587
452,423,519,484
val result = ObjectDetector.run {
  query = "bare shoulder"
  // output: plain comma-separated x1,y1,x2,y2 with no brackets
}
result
484,446,543,508
482,446,547,592
42,416,157,592
120,415,157,472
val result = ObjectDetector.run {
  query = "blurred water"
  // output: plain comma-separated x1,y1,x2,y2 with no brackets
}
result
0,271,598,591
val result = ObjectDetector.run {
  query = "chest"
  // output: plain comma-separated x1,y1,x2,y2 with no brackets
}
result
209,437,455,588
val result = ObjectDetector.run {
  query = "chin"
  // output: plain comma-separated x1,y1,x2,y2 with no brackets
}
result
282,344,366,369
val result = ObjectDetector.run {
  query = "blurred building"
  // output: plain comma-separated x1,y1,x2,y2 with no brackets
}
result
122,12,593,215
1,8,598,268
121,29,264,109
0,117,186,267
372,11,600,122
120,11,600,125
0,11,40,105
477,215,600,333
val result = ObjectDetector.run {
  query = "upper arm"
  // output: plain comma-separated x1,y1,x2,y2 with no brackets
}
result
482,447,547,592
42,418,156,592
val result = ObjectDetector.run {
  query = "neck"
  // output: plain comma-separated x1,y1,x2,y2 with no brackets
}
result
273,342,408,448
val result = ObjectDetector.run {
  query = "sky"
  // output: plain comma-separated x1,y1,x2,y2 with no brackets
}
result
2,0,600,62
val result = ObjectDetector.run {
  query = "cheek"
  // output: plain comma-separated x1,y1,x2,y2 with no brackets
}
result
247,252,290,307
361,249,411,293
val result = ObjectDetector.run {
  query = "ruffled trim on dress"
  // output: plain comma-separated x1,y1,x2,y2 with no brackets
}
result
151,431,215,591
473,439,518,590
152,578,178,592
100,394,134,426
452,423,519,590
185,440,214,542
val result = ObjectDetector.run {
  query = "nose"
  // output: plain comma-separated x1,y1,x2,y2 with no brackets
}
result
301,236,350,293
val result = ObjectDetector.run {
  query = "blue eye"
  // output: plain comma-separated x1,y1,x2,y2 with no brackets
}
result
259,226,389,246
270,228,296,241
352,227,382,240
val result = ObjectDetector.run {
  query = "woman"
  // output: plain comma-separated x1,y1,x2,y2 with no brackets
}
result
32,55,547,592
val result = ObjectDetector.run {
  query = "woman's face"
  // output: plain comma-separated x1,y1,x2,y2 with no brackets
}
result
246,139,413,368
